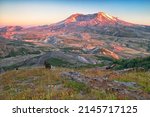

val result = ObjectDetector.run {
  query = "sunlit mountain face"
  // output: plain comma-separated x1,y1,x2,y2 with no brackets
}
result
63,12,134,26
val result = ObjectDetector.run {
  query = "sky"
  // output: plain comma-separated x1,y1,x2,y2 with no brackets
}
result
0,0,150,26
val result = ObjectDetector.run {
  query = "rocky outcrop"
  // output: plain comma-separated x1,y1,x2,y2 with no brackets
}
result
101,48,120,60
44,36,61,45
61,71,150,99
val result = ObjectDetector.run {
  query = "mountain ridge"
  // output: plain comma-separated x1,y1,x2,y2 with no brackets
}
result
62,12,134,26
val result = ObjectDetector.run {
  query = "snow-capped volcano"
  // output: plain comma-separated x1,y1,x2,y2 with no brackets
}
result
65,12,117,24
43,11,140,37
57,12,134,27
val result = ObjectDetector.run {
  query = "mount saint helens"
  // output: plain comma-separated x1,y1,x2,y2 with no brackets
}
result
0,12,150,67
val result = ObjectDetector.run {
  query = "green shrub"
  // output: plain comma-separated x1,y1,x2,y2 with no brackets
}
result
113,56,150,70
64,80,90,93
45,58,75,68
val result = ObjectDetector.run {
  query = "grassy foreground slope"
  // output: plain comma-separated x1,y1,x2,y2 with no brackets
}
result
0,67,150,100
